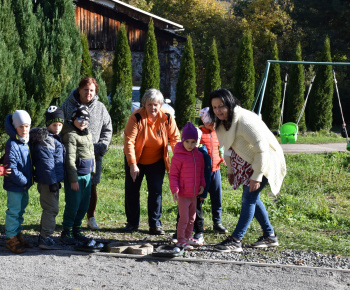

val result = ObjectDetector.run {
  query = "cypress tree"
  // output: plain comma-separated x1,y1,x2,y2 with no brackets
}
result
287,42,306,131
80,32,93,78
0,0,25,134
94,69,110,110
233,30,255,110
261,41,281,130
203,38,221,108
308,36,333,131
140,19,160,98
110,23,133,133
174,35,197,129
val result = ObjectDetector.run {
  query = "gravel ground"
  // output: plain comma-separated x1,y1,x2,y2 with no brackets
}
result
1,233,350,289
1,233,349,270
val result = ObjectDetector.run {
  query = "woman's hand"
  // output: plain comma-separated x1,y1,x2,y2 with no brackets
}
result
130,163,140,182
228,173,234,185
173,192,178,203
249,180,260,192
71,182,79,191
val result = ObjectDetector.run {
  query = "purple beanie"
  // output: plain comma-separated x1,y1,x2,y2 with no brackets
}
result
181,122,198,142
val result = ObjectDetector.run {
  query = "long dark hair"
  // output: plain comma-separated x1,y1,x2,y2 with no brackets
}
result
208,88,240,130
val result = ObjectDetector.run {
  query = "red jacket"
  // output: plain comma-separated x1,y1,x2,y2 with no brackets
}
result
199,127,224,172
169,142,206,197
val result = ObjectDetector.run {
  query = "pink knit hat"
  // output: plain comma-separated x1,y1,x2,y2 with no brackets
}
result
181,122,198,142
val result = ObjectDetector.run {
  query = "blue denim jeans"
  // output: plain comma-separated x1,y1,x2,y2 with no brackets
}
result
124,157,165,228
5,190,29,238
231,177,274,240
208,170,223,224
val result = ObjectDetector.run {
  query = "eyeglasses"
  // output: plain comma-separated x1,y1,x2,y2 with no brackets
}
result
76,117,90,124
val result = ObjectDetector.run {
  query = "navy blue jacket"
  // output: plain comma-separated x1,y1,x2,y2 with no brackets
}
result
30,127,65,185
3,114,33,192
198,144,212,199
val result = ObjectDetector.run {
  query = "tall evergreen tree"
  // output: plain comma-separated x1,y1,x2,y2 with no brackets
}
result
140,19,160,98
233,30,255,110
308,36,333,131
261,41,281,130
287,42,306,131
94,69,109,110
203,38,221,108
174,36,197,129
0,0,25,135
110,24,133,133
80,32,93,78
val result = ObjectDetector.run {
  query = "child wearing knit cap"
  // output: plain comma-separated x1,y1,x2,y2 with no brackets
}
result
198,107,228,234
60,105,95,245
169,122,206,250
3,110,33,253
30,106,65,250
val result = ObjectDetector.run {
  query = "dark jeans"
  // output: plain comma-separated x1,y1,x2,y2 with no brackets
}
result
208,170,223,225
124,156,165,228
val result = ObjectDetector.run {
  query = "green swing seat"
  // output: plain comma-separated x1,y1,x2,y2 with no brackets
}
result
280,122,298,144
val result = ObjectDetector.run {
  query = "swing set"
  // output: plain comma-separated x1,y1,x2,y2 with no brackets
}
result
252,60,350,150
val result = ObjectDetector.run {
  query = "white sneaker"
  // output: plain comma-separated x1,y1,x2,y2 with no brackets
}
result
87,217,100,230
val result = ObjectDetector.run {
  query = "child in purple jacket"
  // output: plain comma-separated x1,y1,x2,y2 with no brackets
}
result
169,122,206,250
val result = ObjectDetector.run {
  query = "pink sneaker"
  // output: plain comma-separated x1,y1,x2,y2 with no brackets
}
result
187,237,203,247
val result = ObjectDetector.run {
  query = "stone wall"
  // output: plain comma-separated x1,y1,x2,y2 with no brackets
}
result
90,45,184,101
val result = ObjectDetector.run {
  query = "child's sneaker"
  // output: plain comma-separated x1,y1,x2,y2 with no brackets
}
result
214,236,243,253
38,235,61,250
187,237,203,247
171,232,178,243
6,236,26,254
251,234,279,248
60,228,77,245
73,226,90,243
193,232,204,245
17,233,33,248
176,242,194,251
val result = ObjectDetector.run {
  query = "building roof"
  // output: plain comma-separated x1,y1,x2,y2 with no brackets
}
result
90,0,184,31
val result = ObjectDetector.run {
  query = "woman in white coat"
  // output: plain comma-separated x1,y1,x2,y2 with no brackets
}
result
209,89,286,253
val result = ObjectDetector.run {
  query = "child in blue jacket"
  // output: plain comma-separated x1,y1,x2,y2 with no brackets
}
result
30,106,65,250
3,110,33,254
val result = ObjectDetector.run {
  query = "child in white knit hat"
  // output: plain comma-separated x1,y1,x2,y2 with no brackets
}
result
3,110,33,254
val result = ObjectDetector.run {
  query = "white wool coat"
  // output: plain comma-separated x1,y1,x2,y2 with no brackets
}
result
216,106,286,195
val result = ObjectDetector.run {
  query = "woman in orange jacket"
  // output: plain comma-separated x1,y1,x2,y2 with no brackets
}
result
123,88,180,235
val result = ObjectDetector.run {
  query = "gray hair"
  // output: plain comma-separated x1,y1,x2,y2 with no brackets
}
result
141,88,164,107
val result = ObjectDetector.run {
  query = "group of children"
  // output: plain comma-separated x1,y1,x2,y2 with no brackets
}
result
2,105,95,253
1,105,225,253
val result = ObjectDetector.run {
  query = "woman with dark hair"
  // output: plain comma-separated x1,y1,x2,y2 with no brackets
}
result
209,88,286,253
61,77,112,230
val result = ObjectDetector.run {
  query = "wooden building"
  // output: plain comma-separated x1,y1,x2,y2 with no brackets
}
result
74,0,187,100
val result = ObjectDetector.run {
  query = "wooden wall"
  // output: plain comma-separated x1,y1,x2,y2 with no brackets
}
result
75,1,181,52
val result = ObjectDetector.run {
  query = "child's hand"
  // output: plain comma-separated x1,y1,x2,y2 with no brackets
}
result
4,165,11,177
173,192,178,203
198,186,204,195
200,197,205,201
71,182,79,191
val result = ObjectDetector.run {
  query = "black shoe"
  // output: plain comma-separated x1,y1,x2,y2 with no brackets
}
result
60,228,77,245
213,223,228,234
214,237,242,253
73,226,90,243
251,234,279,248
149,226,165,235
122,224,139,233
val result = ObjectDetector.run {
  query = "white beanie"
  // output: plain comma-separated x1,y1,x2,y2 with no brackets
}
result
12,110,31,129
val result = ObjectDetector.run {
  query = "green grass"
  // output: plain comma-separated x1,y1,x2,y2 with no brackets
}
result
1,140,350,257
